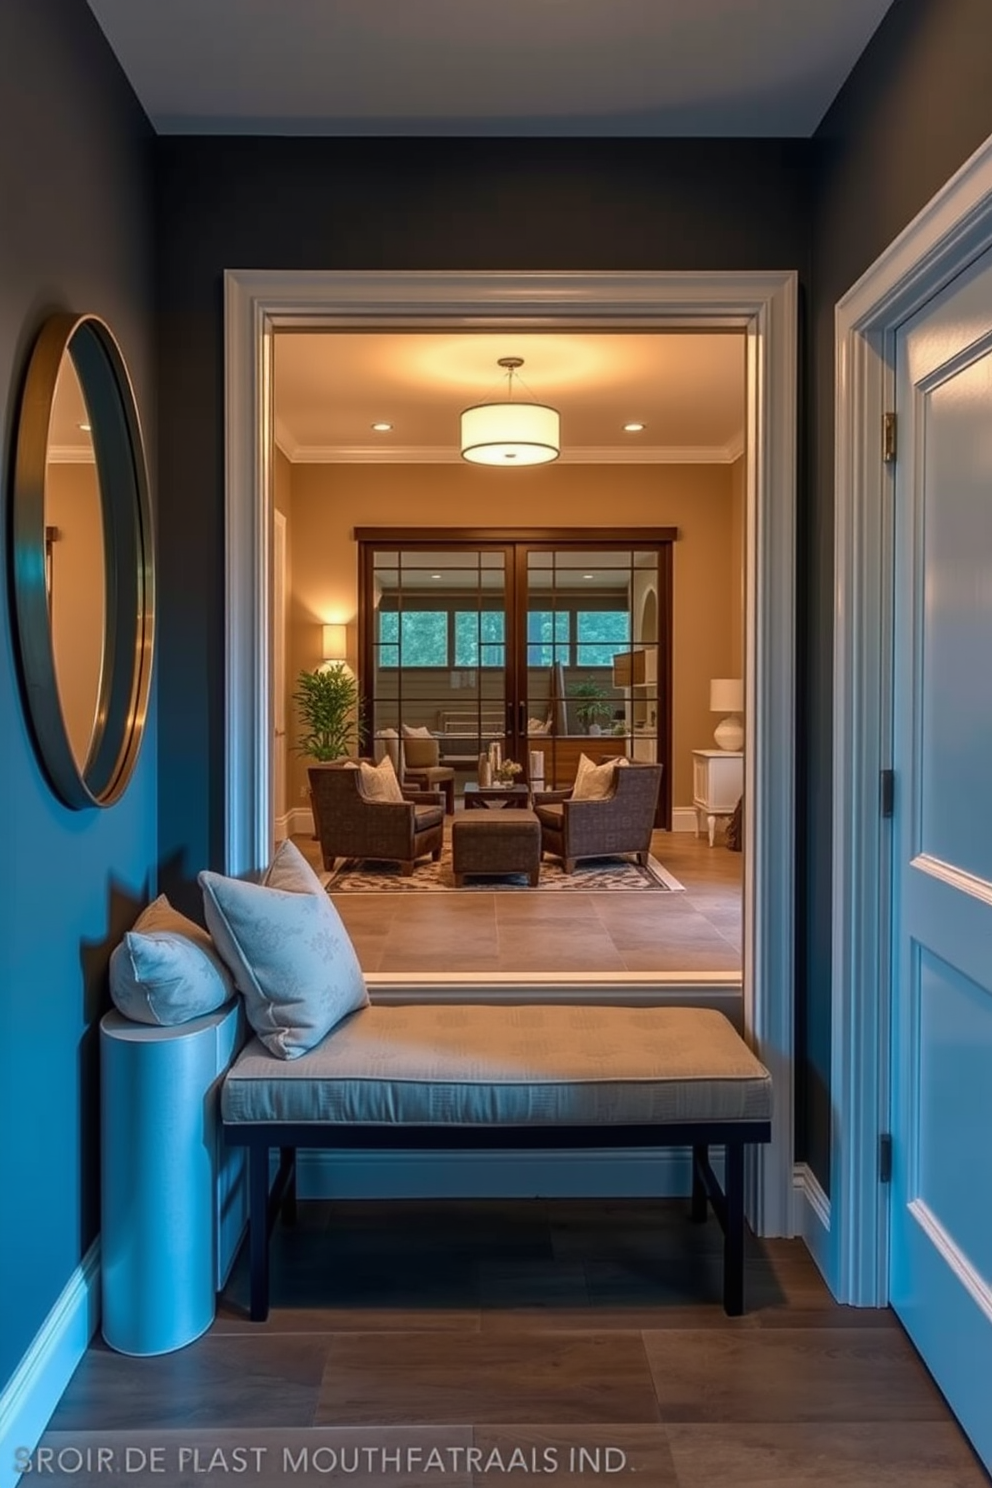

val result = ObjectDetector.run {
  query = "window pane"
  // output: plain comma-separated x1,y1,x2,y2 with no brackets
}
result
576,610,630,667
399,611,448,667
454,611,505,667
527,609,570,666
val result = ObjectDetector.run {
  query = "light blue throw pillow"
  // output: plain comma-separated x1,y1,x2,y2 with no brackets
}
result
199,840,368,1059
109,895,235,1026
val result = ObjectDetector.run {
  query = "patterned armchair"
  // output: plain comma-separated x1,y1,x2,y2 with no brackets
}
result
534,761,663,873
308,763,444,876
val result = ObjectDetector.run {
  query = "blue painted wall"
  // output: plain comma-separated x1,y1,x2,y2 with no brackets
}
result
0,0,157,1391
799,0,992,1188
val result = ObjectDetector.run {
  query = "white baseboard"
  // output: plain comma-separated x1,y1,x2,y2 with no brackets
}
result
793,1162,831,1286
294,1146,723,1200
0,1242,100,1488
671,807,698,833
285,809,312,845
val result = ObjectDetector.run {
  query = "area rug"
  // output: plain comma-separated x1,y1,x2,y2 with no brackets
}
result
325,846,684,894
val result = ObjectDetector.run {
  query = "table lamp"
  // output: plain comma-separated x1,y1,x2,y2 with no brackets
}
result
710,678,743,751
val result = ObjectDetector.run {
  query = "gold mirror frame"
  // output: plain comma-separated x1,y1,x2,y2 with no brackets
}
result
12,313,154,808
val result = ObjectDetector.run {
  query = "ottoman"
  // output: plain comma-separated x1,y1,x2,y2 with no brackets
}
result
452,807,541,886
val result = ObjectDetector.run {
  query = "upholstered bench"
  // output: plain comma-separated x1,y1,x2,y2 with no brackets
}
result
222,1004,772,1320
451,806,542,886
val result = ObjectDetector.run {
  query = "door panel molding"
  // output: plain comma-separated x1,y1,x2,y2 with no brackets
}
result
833,130,992,1306
224,267,797,1237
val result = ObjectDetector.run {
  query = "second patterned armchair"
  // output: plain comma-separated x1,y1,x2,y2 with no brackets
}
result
534,761,663,874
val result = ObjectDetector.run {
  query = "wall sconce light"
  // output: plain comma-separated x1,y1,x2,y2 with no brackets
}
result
710,677,744,751
322,623,347,665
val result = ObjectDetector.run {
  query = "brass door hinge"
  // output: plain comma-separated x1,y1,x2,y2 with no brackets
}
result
883,412,897,464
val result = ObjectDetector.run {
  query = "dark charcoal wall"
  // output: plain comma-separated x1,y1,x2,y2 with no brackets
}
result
154,136,811,913
0,1,156,1388
801,0,992,1186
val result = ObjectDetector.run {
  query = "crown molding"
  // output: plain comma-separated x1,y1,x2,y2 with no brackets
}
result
275,437,746,465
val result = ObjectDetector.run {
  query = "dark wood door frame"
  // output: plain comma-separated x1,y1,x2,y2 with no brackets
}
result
357,528,676,828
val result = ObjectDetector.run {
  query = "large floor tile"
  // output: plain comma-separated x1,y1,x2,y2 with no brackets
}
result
314,1331,663,1425
471,1425,678,1485
48,1336,330,1431
642,1328,949,1423
665,1421,991,1486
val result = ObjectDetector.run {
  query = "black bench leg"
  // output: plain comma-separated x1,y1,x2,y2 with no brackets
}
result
690,1144,708,1222
248,1143,270,1322
723,1139,745,1316
280,1146,297,1226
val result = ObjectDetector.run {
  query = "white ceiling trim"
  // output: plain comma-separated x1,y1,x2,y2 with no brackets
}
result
274,434,747,466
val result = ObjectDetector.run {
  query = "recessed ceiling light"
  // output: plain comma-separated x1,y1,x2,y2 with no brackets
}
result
371,421,393,432
78,422,91,432
431,573,442,579
583,573,595,580
623,422,645,433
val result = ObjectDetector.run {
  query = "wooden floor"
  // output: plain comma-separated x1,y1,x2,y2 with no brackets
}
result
45,1198,988,1485
299,828,743,975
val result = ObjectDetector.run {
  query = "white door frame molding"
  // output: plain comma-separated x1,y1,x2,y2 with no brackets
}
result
224,269,798,1236
832,132,992,1304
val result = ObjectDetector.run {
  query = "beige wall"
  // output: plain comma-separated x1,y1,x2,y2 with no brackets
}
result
273,446,293,822
728,454,745,680
286,461,740,809
46,461,105,769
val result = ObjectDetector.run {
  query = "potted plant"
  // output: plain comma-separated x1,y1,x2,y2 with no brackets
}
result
568,679,613,735
293,663,363,762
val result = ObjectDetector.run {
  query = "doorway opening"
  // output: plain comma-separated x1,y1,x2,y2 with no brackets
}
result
224,268,797,1237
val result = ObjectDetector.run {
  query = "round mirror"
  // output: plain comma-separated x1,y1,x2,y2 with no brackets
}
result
12,314,154,808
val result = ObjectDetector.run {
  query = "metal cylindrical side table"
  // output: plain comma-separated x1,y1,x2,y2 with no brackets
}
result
100,1004,242,1355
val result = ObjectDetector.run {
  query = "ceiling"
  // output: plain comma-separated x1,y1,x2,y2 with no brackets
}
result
274,331,746,464
87,0,894,138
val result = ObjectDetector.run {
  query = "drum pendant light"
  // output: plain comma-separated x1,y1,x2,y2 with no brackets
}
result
460,357,560,466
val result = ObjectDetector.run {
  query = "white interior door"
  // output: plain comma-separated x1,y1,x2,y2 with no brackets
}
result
890,243,992,1468
272,509,288,843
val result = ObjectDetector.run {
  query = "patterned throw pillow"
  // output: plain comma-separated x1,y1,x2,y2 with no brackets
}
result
109,894,235,1026
358,754,404,802
571,753,617,801
199,839,368,1060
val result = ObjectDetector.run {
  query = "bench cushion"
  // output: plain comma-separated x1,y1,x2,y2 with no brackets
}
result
222,1004,771,1127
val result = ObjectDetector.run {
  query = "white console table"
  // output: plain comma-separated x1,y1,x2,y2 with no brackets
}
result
692,749,743,846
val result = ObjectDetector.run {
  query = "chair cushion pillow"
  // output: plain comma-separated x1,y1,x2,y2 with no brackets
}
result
199,845,369,1059
109,895,235,1026
358,754,404,803
572,752,616,801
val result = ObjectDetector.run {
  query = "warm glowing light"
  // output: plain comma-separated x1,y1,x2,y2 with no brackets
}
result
371,421,393,432
322,623,347,662
623,422,645,432
460,401,559,465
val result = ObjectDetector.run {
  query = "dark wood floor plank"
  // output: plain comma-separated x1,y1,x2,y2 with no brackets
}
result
314,1331,662,1425
643,1328,950,1423
48,1336,330,1431
665,1421,991,1486
471,1425,678,1486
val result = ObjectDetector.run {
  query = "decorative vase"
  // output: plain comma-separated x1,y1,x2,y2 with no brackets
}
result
478,755,492,787
587,722,602,736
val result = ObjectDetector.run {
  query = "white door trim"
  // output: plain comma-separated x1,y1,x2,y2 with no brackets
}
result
833,131,992,1304
223,268,797,1237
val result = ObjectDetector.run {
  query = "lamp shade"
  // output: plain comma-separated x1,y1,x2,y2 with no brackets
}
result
322,624,347,663
460,400,560,466
710,677,743,713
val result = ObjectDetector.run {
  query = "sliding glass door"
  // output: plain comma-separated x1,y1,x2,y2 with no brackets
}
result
358,530,673,825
